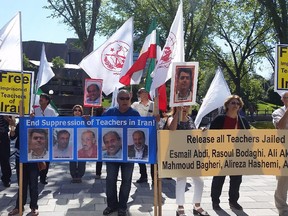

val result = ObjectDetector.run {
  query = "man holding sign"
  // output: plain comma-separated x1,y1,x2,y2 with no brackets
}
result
272,91,288,216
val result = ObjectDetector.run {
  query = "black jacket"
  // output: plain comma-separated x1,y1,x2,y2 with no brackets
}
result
210,114,250,130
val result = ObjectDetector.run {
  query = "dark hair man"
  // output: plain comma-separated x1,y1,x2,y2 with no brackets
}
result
175,68,193,102
128,130,148,160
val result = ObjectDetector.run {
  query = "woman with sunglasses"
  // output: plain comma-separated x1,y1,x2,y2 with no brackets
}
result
167,106,209,216
210,95,250,211
69,105,86,183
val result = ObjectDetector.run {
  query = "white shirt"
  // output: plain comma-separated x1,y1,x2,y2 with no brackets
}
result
131,100,154,117
134,146,145,159
34,106,58,117
175,90,193,102
28,150,49,160
272,106,288,129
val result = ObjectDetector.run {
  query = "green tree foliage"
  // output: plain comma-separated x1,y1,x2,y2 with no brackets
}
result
266,86,282,105
258,0,288,44
44,0,101,56
98,0,216,61
207,0,273,97
23,54,36,70
52,56,65,69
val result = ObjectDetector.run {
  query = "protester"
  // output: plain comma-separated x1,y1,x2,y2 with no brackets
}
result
69,105,87,183
102,131,123,159
9,125,42,216
31,93,58,185
53,129,72,158
0,115,12,187
210,95,250,211
175,68,193,102
131,87,154,184
167,106,209,216
86,83,101,104
272,91,288,216
95,107,104,179
95,162,103,179
128,130,148,160
102,89,140,216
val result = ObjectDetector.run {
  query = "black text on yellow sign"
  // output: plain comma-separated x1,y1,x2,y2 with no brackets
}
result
158,129,288,178
276,45,288,90
0,71,33,115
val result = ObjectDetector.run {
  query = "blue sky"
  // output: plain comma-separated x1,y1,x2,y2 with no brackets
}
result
0,0,105,46
0,1,77,43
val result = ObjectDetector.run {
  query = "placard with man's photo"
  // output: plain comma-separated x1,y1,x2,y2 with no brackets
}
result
84,78,103,107
127,128,149,162
52,128,74,160
27,128,50,161
169,62,199,107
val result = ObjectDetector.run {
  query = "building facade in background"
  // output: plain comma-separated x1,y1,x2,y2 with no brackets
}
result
23,39,87,115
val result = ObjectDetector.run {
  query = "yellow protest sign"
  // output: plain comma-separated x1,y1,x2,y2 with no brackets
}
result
0,71,34,115
275,44,288,90
158,129,288,177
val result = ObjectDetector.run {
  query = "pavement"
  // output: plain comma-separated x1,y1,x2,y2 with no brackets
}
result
0,162,280,216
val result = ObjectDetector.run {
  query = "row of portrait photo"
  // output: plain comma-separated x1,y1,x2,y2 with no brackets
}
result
27,127,150,162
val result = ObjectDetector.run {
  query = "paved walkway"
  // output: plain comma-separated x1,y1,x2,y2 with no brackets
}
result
0,162,279,216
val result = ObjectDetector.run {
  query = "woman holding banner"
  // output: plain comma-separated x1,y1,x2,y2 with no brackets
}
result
210,95,250,211
167,106,209,216
69,105,87,183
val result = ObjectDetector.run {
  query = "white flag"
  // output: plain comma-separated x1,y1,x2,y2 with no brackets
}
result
79,17,134,95
150,0,184,97
0,12,22,72
110,87,119,108
194,68,231,128
35,44,55,92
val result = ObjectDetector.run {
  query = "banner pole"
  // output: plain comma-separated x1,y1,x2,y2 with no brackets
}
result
19,11,24,215
153,163,158,216
91,107,94,116
158,173,162,216
18,99,23,216
19,163,23,216
153,91,160,216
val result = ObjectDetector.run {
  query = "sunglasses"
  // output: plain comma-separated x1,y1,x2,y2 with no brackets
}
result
230,101,240,106
118,97,130,101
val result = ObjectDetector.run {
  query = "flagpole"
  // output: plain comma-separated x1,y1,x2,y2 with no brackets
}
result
152,88,163,216
19,11,24,216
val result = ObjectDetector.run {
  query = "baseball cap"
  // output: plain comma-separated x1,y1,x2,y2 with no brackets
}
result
138,88,148,94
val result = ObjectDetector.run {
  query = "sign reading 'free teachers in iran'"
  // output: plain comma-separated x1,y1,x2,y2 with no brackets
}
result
0,71,33,115
158,129,288,178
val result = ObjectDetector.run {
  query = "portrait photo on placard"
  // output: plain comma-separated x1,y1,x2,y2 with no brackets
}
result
169,62,199,107
77,128,98,159
52,128,73,160
27,128,49,161
84,78,103,107
127,128,149,162
102,128,123,160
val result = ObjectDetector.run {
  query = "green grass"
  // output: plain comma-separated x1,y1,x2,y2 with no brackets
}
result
102,98,111,108
250,121,275,129
256,101,281,114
